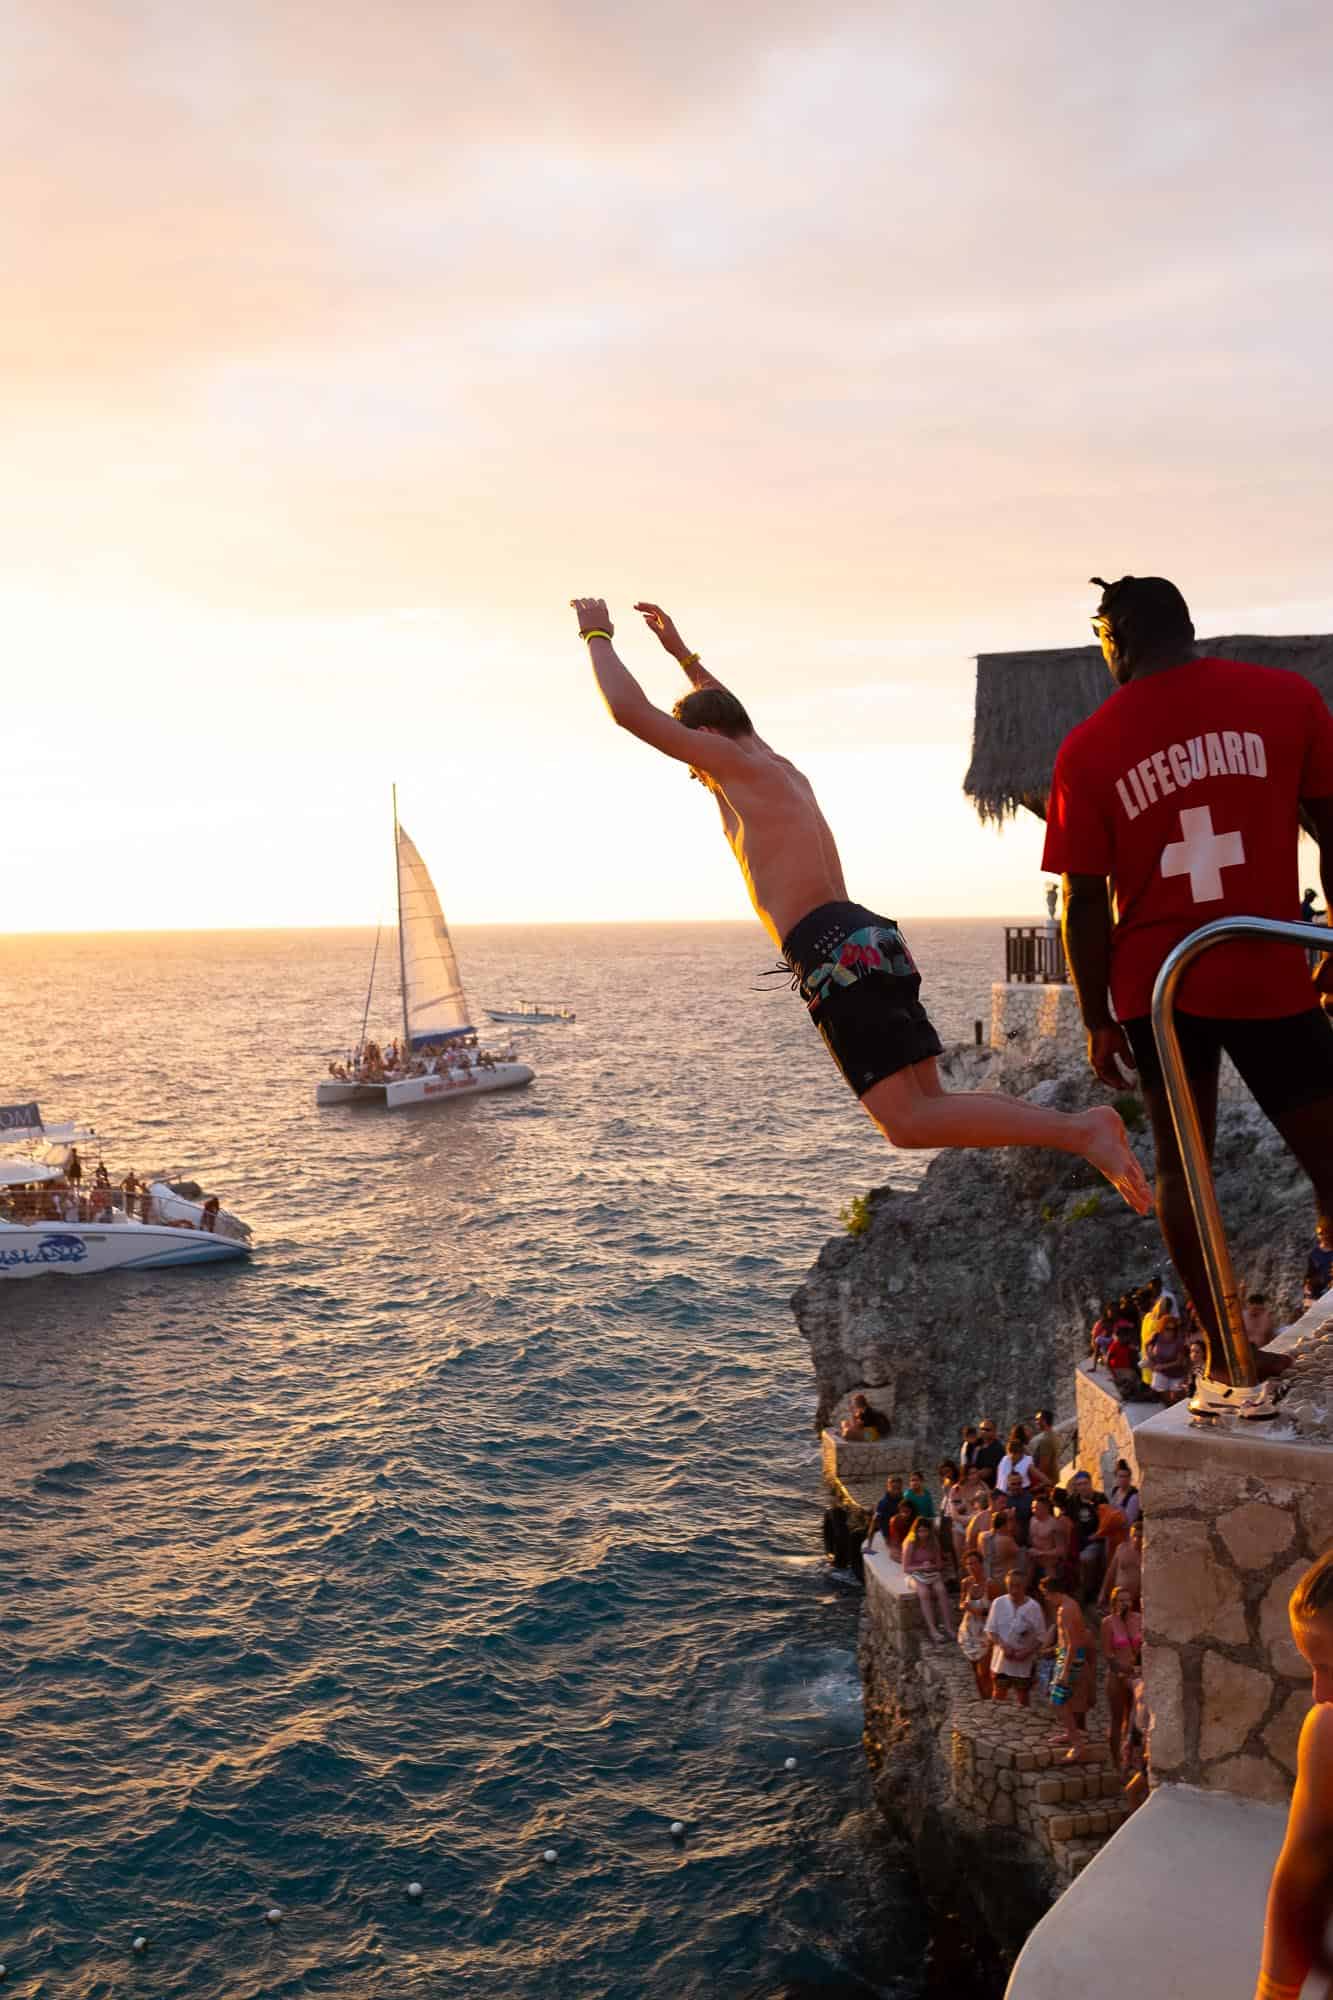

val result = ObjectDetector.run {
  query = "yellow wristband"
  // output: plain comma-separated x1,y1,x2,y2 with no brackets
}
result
681,652,700,670
580,628,612,643
1255,1976,1303,2000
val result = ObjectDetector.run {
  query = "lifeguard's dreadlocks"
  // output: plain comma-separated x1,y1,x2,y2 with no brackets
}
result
1090,574,1195,675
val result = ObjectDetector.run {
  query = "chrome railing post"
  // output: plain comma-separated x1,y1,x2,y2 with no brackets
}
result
1151,914,1329,1388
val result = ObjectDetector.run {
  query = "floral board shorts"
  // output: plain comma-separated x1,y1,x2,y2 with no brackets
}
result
781,900,943,1099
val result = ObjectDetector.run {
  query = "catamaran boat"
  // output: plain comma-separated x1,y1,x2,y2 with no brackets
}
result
316,793,534,1111
0,1105,253,1280
485,999,576,1024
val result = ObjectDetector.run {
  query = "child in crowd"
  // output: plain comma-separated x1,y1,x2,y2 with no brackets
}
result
1254,1547,1333,2000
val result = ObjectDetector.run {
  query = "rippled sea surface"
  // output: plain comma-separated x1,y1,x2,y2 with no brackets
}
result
1,920,1002,1999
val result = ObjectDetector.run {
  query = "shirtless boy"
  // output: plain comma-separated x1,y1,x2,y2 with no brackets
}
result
571,596,1151,1213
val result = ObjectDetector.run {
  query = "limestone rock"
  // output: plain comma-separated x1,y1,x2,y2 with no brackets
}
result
1202,1754,1291,1808
1216,1499,1294,1571
1264,1688,1313,1777
1298,1485,1333,1558
791,1039,1310,1437
1199,1652,1271,1761
1261,1560,1315,1678
1143,1519,1247,1646
1143,1641,1185,1772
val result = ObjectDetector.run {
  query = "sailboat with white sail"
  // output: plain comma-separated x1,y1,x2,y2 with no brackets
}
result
315,793,534,1111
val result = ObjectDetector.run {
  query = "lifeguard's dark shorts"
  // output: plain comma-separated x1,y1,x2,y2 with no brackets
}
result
782,900,943,1099
1124,1007,1333,1124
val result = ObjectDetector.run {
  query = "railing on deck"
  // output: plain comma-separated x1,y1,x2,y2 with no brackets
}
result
1004,925,1069,984
1151,914,1331,1389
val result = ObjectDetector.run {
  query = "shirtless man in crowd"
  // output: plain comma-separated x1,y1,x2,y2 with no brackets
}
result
571,595,1150,1212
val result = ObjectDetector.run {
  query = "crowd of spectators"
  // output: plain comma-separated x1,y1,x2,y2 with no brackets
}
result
863,1407,1147,1772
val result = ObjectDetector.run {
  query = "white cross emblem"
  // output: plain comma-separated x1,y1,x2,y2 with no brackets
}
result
1160,805,1245,903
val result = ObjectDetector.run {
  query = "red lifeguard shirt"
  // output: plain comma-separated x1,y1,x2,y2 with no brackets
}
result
1041,658,1333,1021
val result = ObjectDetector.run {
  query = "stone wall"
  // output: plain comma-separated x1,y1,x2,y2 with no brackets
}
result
820,1428,918,1494
989,981,1086,1064
1138,1404,1333,1803
1074,1363,1157,1489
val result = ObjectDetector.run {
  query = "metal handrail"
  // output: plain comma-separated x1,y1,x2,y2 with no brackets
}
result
1150,914,1330,1387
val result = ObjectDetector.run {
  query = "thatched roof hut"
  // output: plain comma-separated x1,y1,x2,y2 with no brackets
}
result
964,634,1333,824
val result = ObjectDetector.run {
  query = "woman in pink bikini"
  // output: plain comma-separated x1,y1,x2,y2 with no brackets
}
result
1101,1585,1143,1767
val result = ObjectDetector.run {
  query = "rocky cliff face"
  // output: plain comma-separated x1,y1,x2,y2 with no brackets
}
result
791,1040,1316,1443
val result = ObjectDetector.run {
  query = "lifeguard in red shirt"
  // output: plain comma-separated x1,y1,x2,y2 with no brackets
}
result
1043,575,1333,1411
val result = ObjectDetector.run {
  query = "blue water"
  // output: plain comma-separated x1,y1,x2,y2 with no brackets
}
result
0,921,1003,1998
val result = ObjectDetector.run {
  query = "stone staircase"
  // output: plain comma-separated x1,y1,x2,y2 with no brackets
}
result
943,1665,1136,1884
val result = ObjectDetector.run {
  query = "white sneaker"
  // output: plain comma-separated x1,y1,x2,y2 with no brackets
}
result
1188,1375,1289,1422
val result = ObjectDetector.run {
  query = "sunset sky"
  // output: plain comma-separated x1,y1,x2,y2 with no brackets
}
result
5,0,1332,931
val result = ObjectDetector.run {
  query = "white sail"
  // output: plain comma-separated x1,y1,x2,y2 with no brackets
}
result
396,823,474,1046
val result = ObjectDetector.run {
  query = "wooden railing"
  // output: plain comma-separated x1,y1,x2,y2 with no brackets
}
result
1004,925,1069,984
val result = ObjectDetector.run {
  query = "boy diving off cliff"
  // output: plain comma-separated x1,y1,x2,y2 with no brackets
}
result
571,596,1152,1214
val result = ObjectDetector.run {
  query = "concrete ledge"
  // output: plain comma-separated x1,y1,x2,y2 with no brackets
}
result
1136,1397,1333,1484
1006,1784,1286,1999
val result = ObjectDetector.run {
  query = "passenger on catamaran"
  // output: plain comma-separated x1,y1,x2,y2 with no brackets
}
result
571,595,1151,1212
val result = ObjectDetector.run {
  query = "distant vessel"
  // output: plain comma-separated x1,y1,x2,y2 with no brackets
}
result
316,792,534,1111
485,1000,576,1024
0,1106,253,1279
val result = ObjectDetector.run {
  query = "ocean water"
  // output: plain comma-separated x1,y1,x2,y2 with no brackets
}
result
0,920,1006,2000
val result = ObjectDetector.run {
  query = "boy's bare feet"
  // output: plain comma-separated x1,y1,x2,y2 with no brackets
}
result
1078,1106,1154,1215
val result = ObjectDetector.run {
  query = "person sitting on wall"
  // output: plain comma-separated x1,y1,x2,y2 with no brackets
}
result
985,1569,1047,1706
1105,1322,1142,1401
1144,1311,1191,1405
903,1469,935,1522
871,1475,906,1547
1089,1303,1117,1368
839,1392,890,1441
1046,574,1333,1416
887,1502,917,1561
901,1519,953,1644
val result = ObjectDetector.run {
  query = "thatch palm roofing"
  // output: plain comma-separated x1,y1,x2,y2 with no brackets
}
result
964,635,1333,824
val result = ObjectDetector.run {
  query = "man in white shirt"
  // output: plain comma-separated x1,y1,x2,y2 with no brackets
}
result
996,1444,1042,1491
984,1570,1048,1707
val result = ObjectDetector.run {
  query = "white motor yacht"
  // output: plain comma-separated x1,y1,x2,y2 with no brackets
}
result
0,1107,253,1279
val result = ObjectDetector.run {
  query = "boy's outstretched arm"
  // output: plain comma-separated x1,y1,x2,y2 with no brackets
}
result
570,596,742,780
634,602,731,696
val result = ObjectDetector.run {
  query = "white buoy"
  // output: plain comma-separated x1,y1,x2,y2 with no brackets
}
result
407,1881,423,1900
670,1821,685,1839
265,1907,284,1926
784,1756,797,1771
542,1848,557,1864
132,1937,147,1955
